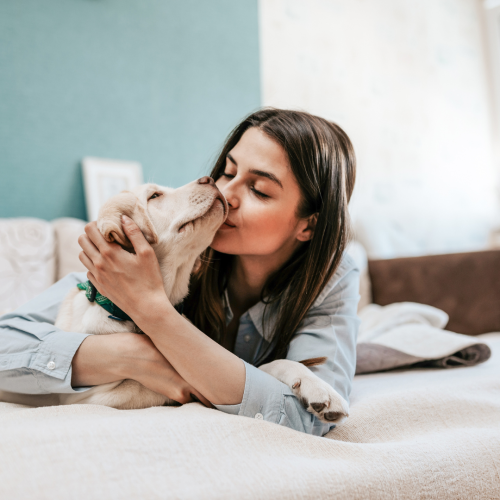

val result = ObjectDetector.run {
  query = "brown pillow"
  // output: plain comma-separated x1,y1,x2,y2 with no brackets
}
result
368,250,500,335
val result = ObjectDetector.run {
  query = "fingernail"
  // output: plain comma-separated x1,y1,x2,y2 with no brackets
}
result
122,215,131,224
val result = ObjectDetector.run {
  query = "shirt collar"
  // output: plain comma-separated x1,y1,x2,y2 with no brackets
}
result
221,252,354,341
222,288,278,342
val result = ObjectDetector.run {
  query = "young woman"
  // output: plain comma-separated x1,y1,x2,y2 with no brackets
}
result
0,108,360,436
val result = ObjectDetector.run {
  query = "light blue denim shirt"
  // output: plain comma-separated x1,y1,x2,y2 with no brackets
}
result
0,253,360,436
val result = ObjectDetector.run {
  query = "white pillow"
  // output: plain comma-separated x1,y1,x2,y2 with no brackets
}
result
0,218,56,313
52,218,88,281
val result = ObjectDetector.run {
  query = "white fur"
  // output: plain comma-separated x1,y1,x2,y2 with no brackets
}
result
259,359,349,424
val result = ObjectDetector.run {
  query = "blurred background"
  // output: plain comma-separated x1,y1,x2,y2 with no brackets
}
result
0,0,260,221
260,0,500,258
1,0,500,310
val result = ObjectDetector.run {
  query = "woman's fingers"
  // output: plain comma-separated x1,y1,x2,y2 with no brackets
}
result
78,249,97,275
190,390,214,409
124,335,213,408
78,232,101,262
86,271,102,293
85,221,111,253
172,385,213,408
121,215,152,256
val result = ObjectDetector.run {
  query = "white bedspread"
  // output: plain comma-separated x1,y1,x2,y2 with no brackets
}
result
1,333,499,500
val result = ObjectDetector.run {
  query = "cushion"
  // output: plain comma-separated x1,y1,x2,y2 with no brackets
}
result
368,249,500,335
0,218,55,314
51,218,88,281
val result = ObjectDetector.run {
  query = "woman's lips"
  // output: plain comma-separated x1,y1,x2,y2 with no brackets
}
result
220,218,236,230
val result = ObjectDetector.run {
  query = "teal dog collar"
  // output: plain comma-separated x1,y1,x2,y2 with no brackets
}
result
77,281,132,321
77,281,184,321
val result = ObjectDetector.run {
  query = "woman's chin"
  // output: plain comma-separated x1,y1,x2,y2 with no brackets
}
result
210,232,239,254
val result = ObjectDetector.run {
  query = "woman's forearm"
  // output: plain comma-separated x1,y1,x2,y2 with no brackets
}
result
135,300,246,406
72,331,214,406
71,333,136,387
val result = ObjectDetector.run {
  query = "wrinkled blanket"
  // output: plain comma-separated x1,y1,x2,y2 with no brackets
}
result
1,333,499,500
356,302,491,374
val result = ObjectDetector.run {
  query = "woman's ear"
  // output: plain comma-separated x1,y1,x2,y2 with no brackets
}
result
296,213,318,242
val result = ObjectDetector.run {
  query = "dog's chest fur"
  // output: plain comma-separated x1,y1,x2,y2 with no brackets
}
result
55,288,139,335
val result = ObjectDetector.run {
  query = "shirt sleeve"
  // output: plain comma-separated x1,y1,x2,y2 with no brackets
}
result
215,255,361,436
0,272,92,395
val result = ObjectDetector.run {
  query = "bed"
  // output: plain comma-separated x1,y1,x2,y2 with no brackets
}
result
1,332,498,499
1,218,499,499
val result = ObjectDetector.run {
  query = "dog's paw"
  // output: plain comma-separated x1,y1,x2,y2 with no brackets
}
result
292,375,349,424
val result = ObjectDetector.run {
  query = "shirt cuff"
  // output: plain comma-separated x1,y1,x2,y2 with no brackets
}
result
215,361,292,424
32,329,87,376
30,329,91,394
214,361,337,436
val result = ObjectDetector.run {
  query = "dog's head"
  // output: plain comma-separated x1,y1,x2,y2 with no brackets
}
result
97,178,228,261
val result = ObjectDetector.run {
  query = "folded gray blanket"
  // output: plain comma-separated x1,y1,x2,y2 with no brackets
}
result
355,303,492,374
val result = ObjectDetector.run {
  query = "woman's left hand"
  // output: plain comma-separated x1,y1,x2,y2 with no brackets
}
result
78,215,171,321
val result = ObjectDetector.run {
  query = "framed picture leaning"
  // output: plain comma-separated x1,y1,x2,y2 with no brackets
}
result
82,157,144,221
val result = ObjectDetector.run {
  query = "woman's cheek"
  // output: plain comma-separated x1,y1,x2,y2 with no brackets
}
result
246,210,289,249
254,215,277,235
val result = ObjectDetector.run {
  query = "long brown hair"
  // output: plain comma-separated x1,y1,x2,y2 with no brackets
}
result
183,108,356,363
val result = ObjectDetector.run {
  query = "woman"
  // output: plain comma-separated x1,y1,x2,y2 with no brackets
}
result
0,108,360,436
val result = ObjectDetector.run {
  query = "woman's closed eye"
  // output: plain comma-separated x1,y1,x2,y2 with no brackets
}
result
250,186,269,199
221,172,270,199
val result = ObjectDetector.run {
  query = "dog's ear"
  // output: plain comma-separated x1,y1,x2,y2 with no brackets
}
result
97,190,159,250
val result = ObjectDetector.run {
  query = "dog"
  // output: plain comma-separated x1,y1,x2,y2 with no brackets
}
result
3,177,349,424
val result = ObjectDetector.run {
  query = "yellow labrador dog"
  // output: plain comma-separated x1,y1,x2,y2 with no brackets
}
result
7,177,349,423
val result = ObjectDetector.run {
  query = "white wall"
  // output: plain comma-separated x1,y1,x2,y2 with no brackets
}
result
484,2,500,173
259,0,499,257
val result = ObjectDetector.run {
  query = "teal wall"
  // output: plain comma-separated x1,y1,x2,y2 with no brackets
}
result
0,0,260,220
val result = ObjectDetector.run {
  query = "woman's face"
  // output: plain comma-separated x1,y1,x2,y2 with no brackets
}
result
211,127,312,258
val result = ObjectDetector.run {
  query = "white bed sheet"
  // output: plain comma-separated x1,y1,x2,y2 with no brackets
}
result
1,333,499,500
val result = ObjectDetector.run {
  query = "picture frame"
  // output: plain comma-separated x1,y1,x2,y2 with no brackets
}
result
82,157,144,221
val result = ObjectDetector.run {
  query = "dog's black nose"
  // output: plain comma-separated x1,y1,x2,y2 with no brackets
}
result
198,176,215,186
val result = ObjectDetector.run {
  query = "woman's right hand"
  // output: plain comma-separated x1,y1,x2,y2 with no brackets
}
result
71,332,212,407
126,333,213,407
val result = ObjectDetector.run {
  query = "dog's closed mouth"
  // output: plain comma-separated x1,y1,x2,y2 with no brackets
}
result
178,198,225,233
217,195,228,216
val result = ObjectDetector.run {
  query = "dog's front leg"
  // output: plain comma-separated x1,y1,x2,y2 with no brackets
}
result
259,358,349,424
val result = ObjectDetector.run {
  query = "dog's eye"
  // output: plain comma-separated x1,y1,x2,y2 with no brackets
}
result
149,193,161,200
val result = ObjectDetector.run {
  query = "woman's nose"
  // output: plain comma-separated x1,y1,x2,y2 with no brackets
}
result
198,176,215,186
216,177,238,209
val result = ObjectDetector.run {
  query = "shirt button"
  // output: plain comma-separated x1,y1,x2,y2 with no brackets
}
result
255,413,263,420
244,334,251,343
47,361,56,370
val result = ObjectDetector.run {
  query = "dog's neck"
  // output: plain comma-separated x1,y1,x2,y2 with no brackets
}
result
154,245,199,306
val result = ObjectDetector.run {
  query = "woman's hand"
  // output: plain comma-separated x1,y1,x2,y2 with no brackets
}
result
72,332,212,407
78,216,172,321
125,334,213,407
